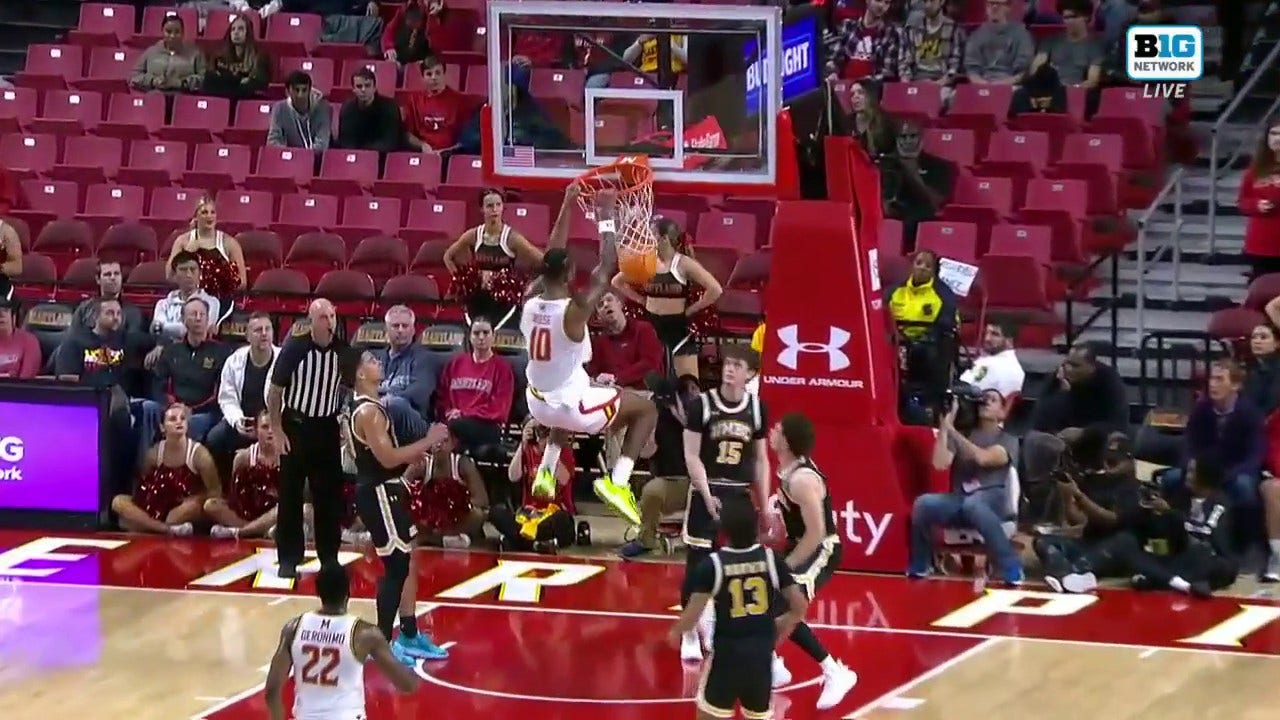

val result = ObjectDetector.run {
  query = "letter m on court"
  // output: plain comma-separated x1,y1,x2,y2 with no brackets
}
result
775,325,852,371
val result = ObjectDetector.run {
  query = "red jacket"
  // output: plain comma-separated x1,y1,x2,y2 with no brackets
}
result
379,0,448,55
437,351,514,424
1239,165,1280,257
584,318,665,389
401,87,470,150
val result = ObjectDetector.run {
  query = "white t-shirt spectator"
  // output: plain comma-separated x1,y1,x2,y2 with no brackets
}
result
960,348,1025,399
152,290,221,341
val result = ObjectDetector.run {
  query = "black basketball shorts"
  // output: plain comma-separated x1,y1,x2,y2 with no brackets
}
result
789,535,842,600
355,480,416,556
697,639,774,719
682,483,752,550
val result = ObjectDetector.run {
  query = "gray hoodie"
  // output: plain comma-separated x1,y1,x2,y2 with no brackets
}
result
963,21,1035,81
266,88,331,151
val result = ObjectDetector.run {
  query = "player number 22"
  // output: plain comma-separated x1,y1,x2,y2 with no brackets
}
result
300,643,341,686
728,576,769,618
716,441,742,465
530,327,552,361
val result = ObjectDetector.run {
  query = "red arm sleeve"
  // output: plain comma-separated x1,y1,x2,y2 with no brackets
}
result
612,321,666,387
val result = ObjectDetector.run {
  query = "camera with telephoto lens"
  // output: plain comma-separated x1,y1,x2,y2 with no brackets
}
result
945,382,984,431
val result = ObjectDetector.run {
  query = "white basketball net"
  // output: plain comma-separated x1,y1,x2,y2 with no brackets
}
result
572,157,657,256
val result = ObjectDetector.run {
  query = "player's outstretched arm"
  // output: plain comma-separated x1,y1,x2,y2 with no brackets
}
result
357,621,422,693
564,188,621,333
546,183,580,250
355,406,451,468
264,617,299,720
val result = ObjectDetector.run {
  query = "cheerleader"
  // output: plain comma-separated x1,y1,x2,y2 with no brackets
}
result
0,218,21,302
110,403,232,534
406,433,489,548
442,188,543,328
167,197,247,325
610,218,722,379
207,411,283,539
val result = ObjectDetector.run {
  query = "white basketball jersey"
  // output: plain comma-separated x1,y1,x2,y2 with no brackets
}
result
521,296,592,397
290,612,366,720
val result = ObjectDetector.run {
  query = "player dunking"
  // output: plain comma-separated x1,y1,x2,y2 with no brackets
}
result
264,564,419,720
680,344,769,662
342,350,452,664
520,186,658,524
668,496,809,720
768,412,858,709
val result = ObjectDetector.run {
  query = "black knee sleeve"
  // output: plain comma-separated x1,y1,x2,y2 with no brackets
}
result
376,550,411,640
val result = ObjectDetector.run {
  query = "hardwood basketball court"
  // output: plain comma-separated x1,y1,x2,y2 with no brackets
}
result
0,530,1277,719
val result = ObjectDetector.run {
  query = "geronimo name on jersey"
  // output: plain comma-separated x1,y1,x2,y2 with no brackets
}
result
686,389,766,485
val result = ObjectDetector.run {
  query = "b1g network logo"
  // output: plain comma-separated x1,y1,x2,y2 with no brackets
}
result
1126,25,1202,100
0,436,23,481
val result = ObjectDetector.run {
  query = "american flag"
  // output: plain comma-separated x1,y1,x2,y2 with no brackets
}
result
504,145,536,168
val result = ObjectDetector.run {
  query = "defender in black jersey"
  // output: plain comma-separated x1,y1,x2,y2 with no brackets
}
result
766,412,858,710
342,350,453,666
669,496,808,720
680,345,769,662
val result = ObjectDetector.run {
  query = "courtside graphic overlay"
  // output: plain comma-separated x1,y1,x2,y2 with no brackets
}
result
0,398,101,512
1126,25,1203,82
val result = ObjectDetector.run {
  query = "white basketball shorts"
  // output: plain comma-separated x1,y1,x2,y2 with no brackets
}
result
527,384,623,435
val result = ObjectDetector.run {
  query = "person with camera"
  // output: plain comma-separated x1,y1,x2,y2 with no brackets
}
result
494,418,577,553
908,386,1022,584
619,373,700,559
1033,428,1143,594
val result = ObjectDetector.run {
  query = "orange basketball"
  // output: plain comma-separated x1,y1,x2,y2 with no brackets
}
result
619,246,658,284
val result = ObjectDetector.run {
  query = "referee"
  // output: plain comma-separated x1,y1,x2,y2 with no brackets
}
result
267,298,351,578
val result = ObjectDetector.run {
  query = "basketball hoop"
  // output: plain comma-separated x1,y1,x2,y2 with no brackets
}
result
572,156,658,284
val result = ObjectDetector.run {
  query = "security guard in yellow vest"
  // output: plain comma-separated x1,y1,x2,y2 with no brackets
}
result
887,249,958,341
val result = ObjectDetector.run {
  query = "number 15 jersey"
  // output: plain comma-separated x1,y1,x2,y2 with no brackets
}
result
520,296,593,399
686,389,767,486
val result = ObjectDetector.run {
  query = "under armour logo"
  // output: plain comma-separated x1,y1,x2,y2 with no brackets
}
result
775,325,851,371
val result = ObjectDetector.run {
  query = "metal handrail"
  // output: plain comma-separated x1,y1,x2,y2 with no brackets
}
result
1134,167,1185,347
1207,37,1280,253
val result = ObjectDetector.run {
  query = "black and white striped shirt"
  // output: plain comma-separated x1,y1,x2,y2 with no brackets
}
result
270,333,348,418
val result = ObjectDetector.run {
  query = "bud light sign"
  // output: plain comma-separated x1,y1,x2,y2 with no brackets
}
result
744,13,819,116
0,399,101,512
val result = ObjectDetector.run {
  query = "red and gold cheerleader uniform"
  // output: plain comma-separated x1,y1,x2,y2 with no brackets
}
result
134,438,203,521
409,452,472,533
451,224,525,327
228,443,279,520
189,231,240,323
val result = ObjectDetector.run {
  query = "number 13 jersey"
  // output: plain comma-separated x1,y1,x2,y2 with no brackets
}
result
520,296,593,399
290,611,366,720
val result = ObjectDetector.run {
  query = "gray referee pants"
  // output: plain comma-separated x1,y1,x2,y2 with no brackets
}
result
277,413,344,568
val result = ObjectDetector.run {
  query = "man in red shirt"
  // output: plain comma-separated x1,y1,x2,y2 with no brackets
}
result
585,291,665,390
401,54,471,154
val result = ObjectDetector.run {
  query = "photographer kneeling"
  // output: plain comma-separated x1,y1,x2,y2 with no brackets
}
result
908,386,1023,584
1033,428,1143,593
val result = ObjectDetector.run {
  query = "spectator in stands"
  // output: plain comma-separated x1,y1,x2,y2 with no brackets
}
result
130,14,205,93
457,60,568,153
288,0,385,55
899,0,966,94
1169,360,1264,515
963,0,1035,84
207,312,279,472
67,261,146,338
1029,342,1129,435
827,0,903,81
402,55,468,154
848,79,897,159
0,217,21,303
585,291,666,390
144,298,231,447
337,67,404,153
1243,323,1280,415
267,71,332,151
1030,0,1105,90
887,249,958,341
152,252,221,343
375,304,441,421
581,32,632,89
55,298,137,495
909,387,1022,583
959,321,1026,399
1009,62,1069,116
232,1,283,18
382,0,442,68
1239,121,1280,280
881,119,953,247
623,32,689,81
112,403,225,535
168,197,246,324
0,300,40,379
202,14,271,99
436,317,515,452
495,418,578,552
